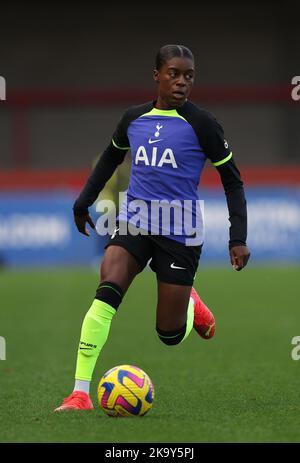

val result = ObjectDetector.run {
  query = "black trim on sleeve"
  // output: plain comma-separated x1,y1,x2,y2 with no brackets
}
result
112,102,153,149
216,159,248,248
177,101,231,163
73,102,154,215
73,142,127,215
177,100,247,247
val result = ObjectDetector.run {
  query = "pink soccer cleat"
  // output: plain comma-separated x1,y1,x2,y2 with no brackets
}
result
54,391,94,412
190,287,215,340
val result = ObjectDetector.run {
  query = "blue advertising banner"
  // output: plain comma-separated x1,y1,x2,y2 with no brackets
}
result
0,187,299,266
198,187,300,264
0,191,107,267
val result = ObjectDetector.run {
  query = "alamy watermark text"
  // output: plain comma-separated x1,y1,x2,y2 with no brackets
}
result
0,336,6,360
0,76,6,101
291,336,300,360
291,76,300,101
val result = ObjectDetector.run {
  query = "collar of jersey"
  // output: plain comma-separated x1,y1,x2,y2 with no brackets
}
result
139,105,188,122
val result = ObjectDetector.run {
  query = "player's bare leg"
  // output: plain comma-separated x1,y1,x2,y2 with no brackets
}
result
100,245,142,291
156,281,215,345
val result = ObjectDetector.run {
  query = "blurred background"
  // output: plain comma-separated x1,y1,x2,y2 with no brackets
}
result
0,1,299,267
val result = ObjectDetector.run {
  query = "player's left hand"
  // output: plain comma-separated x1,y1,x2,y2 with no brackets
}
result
74,213,95,237
229,245,250,271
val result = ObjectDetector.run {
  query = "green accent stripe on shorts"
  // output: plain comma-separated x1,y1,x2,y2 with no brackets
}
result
212,152,233,167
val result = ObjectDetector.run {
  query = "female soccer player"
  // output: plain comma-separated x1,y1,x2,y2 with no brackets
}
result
55,44,250,411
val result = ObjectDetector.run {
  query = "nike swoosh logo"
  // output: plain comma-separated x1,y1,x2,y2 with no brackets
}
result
148,138,163,144
111,228,119,239
170,263,186,270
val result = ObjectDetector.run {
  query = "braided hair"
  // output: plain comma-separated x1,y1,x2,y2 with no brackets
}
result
155,44,194,70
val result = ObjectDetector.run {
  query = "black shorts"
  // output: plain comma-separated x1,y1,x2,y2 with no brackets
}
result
104,222,202,286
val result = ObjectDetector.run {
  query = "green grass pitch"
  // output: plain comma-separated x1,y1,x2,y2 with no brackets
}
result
0,266,300,443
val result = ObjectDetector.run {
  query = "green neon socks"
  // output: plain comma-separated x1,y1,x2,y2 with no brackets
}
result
75,299,116,381
181,297,195,343
74,295,193,383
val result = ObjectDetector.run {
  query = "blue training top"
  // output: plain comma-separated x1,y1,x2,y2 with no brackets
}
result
111,100,232,246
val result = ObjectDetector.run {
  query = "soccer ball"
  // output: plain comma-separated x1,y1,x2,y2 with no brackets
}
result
97,365,154,417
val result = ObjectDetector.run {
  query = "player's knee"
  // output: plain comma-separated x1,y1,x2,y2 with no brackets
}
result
156,325,186,346
95,281,123,310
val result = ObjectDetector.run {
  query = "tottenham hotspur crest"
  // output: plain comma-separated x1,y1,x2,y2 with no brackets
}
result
148,123,163,144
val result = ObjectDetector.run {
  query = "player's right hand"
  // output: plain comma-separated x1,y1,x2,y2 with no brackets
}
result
74,213,95,236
